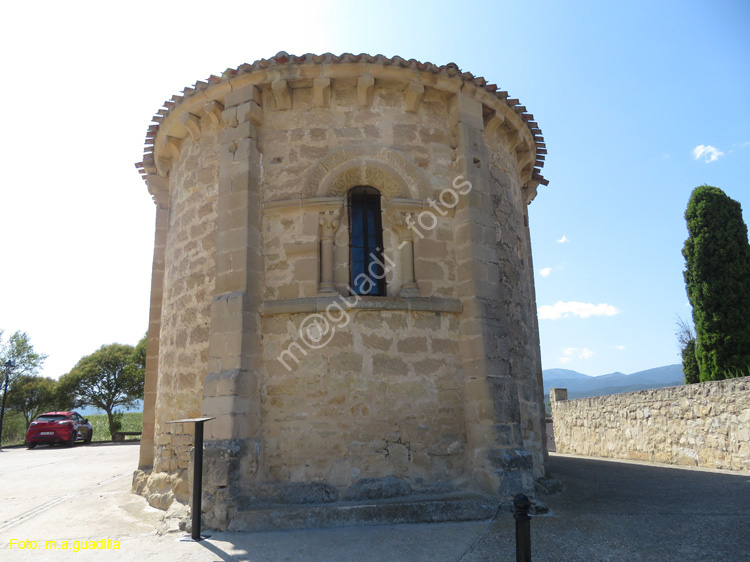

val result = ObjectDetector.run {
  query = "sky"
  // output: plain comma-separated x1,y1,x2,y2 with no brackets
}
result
0,0,748,379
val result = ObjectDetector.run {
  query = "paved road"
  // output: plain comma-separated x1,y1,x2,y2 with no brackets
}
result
462,454,750,561
1,443,748,561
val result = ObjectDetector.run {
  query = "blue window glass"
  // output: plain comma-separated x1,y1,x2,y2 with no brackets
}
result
348,186,385,296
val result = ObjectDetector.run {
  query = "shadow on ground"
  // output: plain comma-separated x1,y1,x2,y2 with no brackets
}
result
459,454,750,561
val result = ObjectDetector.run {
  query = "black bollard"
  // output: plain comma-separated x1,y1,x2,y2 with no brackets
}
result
513,493,531,562
167,417,215,541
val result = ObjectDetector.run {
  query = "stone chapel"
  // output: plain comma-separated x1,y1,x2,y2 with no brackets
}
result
133,52,549,531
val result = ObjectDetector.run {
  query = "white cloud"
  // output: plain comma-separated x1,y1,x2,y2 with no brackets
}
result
558,348,575,364
558,347,595,363
539,267,552,277
538,301,620,320
557,235,569,243
616,345,626,351
692,145,724,163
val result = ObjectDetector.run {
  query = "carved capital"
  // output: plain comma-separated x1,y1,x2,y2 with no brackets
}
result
318,208,342,239
390,211,416,241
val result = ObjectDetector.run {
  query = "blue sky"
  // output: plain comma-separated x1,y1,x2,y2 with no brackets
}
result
0,0,747,378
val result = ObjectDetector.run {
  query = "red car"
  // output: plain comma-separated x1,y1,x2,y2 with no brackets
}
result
25,411,93,448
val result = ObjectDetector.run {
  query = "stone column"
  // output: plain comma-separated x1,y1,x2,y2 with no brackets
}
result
318,209,341,293
200,84,264,529
390,211,419,296
138,176,168,470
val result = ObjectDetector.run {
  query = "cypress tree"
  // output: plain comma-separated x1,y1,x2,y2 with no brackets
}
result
681,339,700,384
683,185,750,381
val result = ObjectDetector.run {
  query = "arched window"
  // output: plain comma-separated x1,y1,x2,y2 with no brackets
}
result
348,186,386,296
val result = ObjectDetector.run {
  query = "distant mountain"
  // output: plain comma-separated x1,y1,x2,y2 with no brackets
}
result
543,364,684,400
542,368,593,380
76,400,143,416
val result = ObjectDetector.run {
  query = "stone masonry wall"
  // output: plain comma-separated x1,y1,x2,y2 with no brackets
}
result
260,309,464,492
259,82,455,301
550,378,750,471
147,126,219,507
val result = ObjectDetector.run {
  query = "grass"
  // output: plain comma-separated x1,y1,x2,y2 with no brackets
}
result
87,412,143,441
0,411,27,446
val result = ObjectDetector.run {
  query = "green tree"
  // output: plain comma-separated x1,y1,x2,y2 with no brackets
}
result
0,331,47,445
0,330,48,386
676,317,700,384
6,375,57,428
683,185,750,381
132,333,147,372
681,340,700,384
59,343,144,439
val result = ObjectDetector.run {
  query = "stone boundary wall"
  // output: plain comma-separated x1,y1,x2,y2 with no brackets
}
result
550,378,750,471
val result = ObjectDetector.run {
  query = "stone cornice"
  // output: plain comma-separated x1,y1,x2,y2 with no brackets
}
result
135,52,548,192
260,296,463,317
262,196,344,215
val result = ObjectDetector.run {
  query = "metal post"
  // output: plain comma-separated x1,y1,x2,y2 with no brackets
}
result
514,493,531,562
192,420,205,541
167,417,214,541
0,361,14,449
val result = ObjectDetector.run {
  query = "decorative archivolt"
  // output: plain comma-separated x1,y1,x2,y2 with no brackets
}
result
306,146,426,200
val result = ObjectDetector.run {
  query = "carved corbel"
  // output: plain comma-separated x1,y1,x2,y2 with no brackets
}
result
505,128,523,151
357,76,375,107
203,100,225,127
313,77,331,108
515,140,534,171
522,180,540,205
483,110,506,138
165,136,182,159
146,174,169,209
156,156,172,177
404,83,424,113
181,113,201,141
272,79,292,110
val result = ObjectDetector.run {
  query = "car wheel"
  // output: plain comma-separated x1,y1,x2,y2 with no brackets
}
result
66,431,77,447
26,443,36,449
83,430,92,444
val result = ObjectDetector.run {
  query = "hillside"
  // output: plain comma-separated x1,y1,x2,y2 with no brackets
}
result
543,364,684,400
